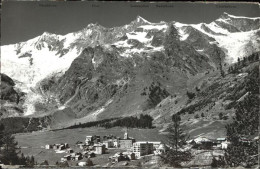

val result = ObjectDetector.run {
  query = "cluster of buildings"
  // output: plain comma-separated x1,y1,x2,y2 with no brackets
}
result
188,136,259,150
41,133,259,166
44,131,167,164
188,137,231,150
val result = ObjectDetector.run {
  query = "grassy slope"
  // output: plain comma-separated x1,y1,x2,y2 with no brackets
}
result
151,61,258,139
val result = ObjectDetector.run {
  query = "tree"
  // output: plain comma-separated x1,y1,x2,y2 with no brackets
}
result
237,57,241,64
219,112,223,120
0,134,20,165
211,156,225,168
167,114,187,151
186,91,195,100
0,124,35,166
225,92,259,167
194,114,199,119
159,114,192,167
219,63,225,77
86,158,94,166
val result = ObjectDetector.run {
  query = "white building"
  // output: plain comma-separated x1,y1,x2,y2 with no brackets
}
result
45,144,53,149
221,141,231,149
78,162,87,167
85,136,93,145
154,144,166,155
132,142,153,158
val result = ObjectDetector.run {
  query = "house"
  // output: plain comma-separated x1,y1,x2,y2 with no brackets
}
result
192,137,212,144
115,153,130,162
61,157,67,162
103,140,114,148
154,144,166,155
239,137,253,146
94,144,106,154
66,148,74,153
78,143,86,150
75,155,83,161
59,145,66,150
221,141,231,149
96,136,101,143
76,141,84,145
132,142,153,158
85,136,93,145
64,143,69,148
216,138,226,144
64,155,71,161
78,162,87,167
53,144,61,150
45,144,53,149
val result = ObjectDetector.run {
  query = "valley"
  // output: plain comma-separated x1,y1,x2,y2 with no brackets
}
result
0,11,259,168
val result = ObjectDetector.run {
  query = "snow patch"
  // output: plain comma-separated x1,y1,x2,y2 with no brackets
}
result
139,24,167,31
126,32,152,43
224,12,260,20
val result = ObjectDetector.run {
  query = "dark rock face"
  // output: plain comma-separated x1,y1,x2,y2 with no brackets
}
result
0,74,25,118
214,20,241,33
219,13,260,32
0,74,19,103
53,48,95,104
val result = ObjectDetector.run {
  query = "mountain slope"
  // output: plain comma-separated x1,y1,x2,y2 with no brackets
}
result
1,13,259,133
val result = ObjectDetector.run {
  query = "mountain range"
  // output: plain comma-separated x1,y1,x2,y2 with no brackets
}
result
1,12,259,136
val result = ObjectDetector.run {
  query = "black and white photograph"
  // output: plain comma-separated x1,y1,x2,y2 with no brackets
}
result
0,1,259,168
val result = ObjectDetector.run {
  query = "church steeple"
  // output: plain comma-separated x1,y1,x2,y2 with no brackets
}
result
124,128,129,139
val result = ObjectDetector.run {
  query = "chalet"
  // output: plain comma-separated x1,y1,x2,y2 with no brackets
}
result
239,137,253,146
70,152,83,161
78,143,86,150
64,143,69,148
61,157,66,162
64,155,71,161
78,162,87,167
154,144,166,155
221,141,231,149
45,144,53,149
103,140,114,148
53,144,61,150
94,144,106,154
66,148,74,153
75,155,83,161
216,138,226,144
59,145,66,150
115,153,130,162
76,141,84,145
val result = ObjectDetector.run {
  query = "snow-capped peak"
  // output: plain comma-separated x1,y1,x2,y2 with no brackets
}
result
135,16,151,24
220,12,260,20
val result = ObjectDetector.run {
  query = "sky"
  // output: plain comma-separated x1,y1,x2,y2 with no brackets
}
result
1,1,259,45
